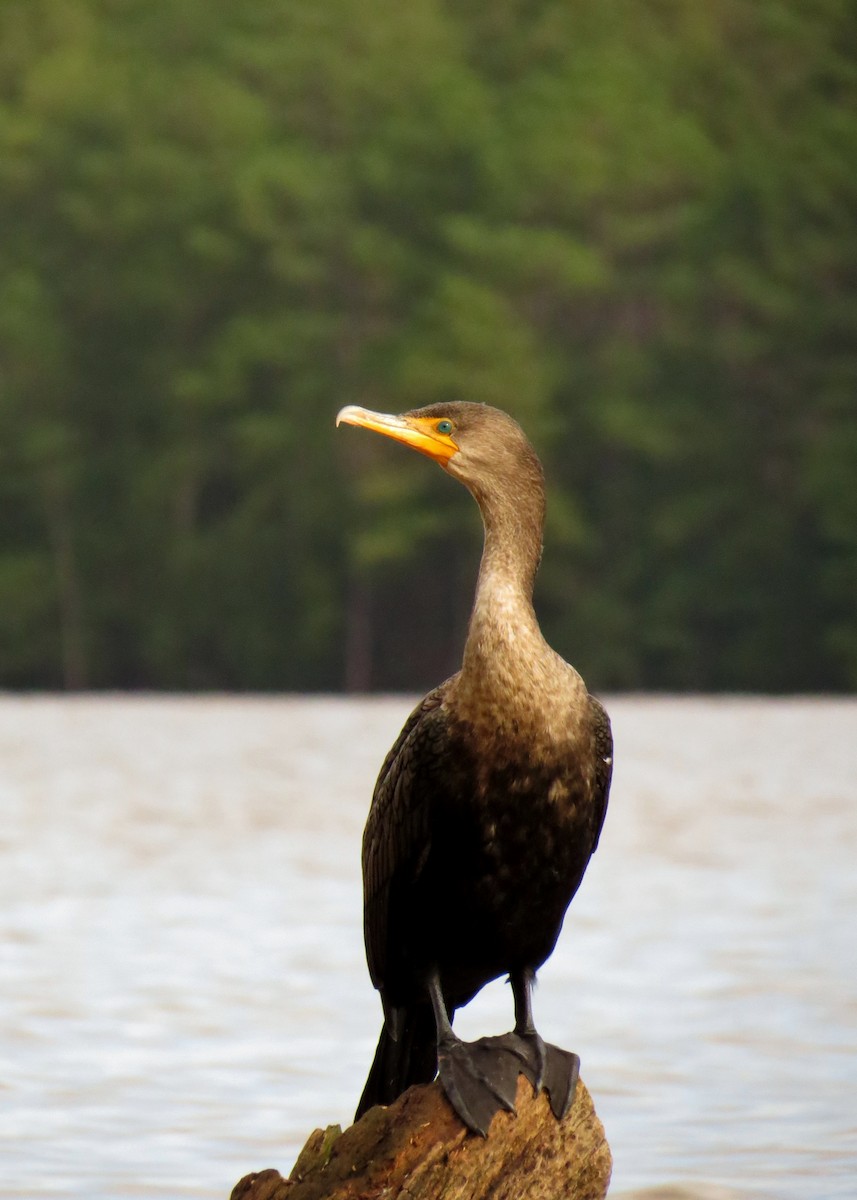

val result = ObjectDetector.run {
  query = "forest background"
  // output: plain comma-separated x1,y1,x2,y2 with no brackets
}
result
1,0,855,693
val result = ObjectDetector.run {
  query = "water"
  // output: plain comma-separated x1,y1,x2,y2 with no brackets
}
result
0,695,854,1199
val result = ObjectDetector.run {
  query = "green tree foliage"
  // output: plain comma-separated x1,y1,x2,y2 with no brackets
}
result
0,0,854,690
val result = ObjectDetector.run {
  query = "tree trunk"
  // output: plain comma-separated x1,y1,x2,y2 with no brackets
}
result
230,1075,611,1200
43,468,88,690
343,569,372,692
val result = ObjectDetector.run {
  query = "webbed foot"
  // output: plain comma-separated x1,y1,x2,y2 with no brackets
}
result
436,1033,524,1136
515,1031,580,1118
427,969,579,1135
476,1031,579,1118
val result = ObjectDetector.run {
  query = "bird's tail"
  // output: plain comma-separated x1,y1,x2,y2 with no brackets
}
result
355,1005,438,1121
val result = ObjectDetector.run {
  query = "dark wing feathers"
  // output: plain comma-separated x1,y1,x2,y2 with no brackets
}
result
588,695,613,853
362,682,452,990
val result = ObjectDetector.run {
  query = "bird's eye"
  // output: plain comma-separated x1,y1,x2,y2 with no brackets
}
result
436,420,453,435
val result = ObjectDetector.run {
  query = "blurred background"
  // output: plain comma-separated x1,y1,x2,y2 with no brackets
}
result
3,9,857,1198
1,0,855,695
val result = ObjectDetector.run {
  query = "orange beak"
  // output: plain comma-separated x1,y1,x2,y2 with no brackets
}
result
336,406,458,467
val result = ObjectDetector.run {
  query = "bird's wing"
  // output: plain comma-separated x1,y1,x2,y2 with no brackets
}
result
362,681,453,995
588,695,613,853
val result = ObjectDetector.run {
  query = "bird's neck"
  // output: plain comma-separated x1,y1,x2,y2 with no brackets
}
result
452,473,587,740
461,483,546,680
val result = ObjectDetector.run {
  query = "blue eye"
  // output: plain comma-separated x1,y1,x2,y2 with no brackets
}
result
436,420,453,435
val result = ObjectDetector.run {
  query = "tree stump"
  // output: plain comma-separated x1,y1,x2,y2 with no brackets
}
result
230,1075,612,1200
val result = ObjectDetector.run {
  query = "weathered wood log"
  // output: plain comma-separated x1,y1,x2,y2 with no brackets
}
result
230,1075,611,1200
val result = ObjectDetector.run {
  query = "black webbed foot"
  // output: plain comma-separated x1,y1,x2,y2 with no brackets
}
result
436,1030,579,1134
515,1031,580,1118
505,969,580,1119
428,969,579,1135
475,1031,542,1085
478,1031,579,1119
543,1044,580,1119
436,1033,523,1136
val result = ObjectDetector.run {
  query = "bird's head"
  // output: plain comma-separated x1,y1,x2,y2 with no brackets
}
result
336,402,543,504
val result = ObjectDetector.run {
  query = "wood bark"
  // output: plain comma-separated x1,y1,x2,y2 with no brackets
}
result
230,1075,611,1200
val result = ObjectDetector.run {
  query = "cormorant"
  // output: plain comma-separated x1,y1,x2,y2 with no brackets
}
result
336,402,612,1137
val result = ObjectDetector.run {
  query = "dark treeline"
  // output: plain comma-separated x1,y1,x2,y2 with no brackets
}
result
1,0,855,692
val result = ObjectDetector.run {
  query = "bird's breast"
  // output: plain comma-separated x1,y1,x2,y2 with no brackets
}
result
430,720,596,967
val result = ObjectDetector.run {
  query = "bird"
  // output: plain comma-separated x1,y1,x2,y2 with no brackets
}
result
336,401,613,1137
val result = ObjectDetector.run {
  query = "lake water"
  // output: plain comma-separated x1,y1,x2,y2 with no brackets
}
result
0,695,854,1199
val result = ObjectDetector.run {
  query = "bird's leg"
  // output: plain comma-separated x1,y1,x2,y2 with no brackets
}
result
508,967,580,1119
512,967,538,1033
427,970,520,1137
511,966,545,1084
